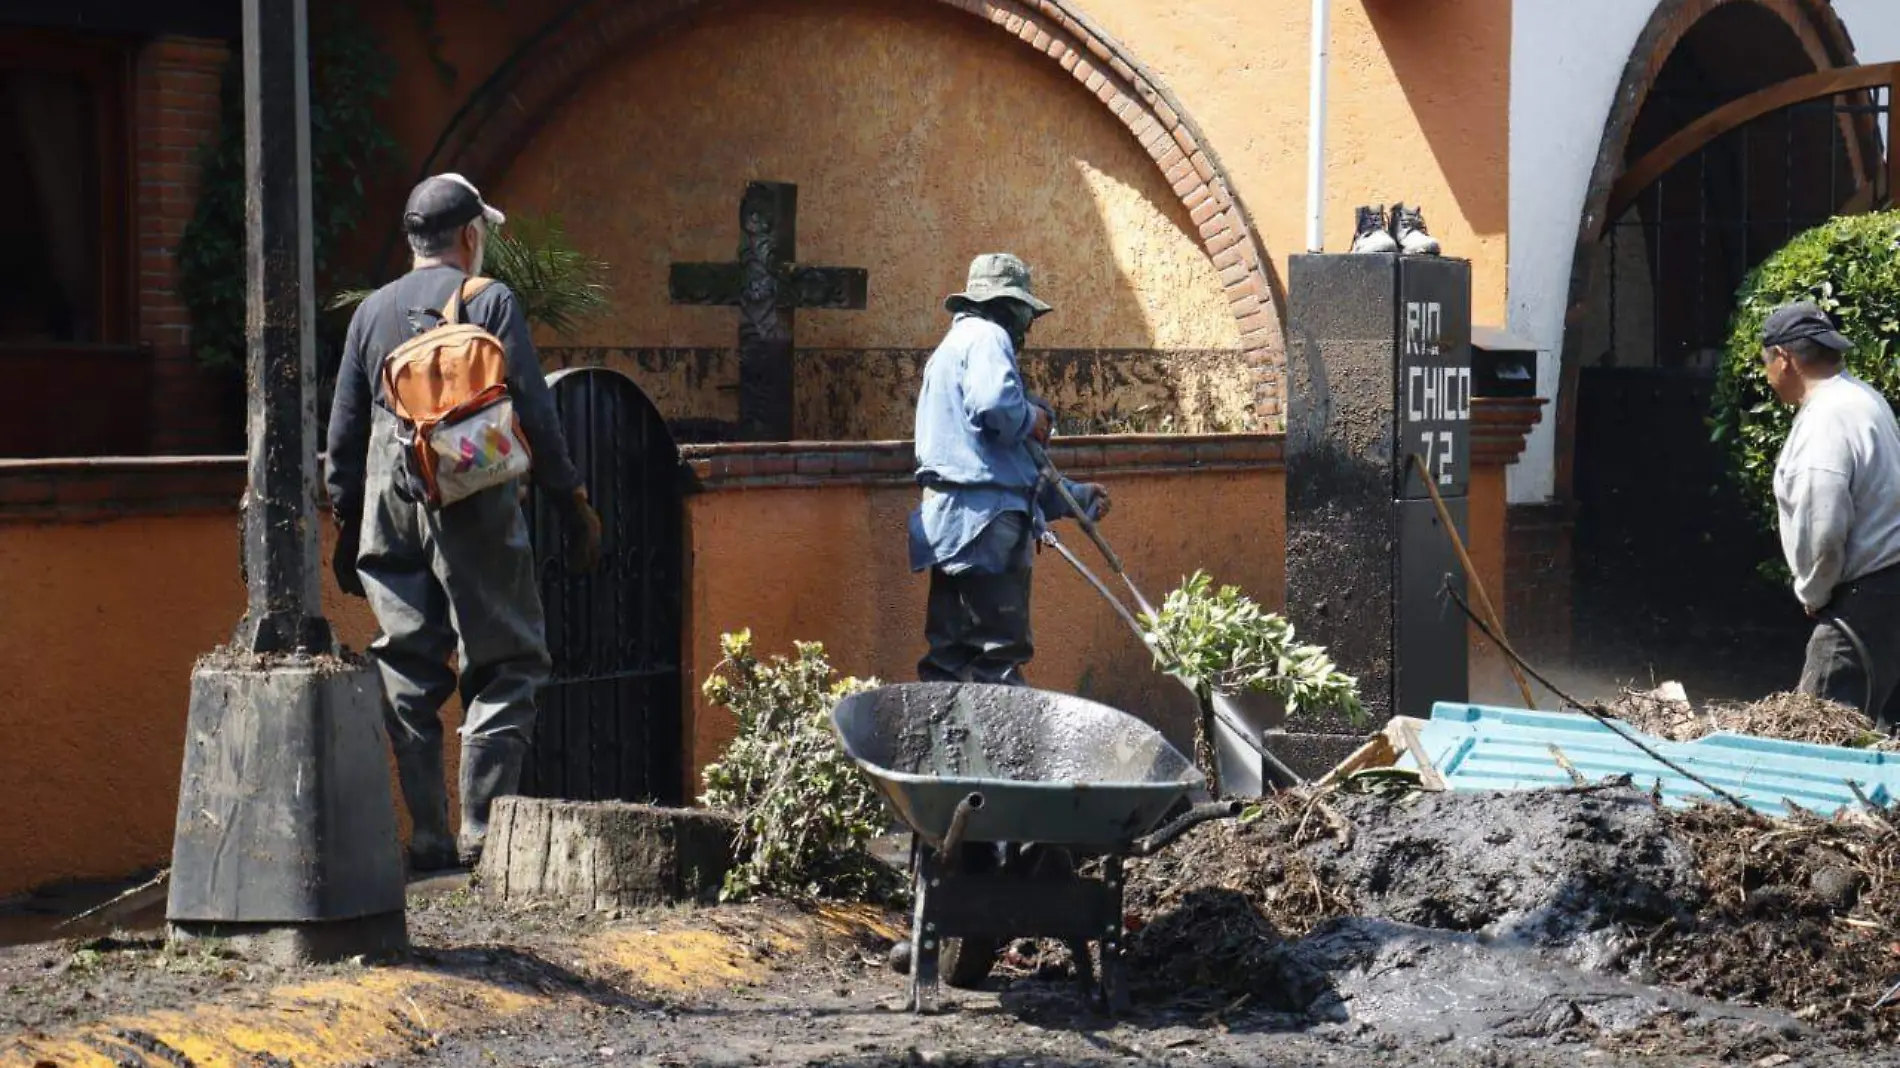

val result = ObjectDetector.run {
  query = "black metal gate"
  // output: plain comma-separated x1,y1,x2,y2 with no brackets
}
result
522,367,684,805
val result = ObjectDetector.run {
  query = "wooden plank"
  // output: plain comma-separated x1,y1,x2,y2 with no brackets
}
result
1609,62,1900,222
1391,717,1447,792
1312,733,1398,791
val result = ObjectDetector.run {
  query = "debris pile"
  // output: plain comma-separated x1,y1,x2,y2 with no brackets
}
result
1605,688,1897,751
1124,781,1900,1046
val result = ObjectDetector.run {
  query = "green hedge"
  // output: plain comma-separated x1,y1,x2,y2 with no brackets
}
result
1712,210,1900,533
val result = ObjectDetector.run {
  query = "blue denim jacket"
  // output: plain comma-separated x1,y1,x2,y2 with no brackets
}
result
908,314,1091,574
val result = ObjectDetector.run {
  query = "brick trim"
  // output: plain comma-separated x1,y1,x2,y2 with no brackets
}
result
0,457,244,522
1471,398,1546,467
683,433,1286,492
419,0,1286,425
135,35,233,455
1553,0,1857,500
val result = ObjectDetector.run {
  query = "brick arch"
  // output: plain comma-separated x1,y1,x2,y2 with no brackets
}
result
1552,0,1859,497
423,0,1286,422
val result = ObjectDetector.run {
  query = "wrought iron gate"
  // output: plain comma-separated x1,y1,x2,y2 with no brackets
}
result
522,367,684,805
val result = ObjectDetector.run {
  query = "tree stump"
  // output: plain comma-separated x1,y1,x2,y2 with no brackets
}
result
479,798,737,911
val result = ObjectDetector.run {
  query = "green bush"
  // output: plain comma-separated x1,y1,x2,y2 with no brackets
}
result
698,631,900,903
1713,211,1900,534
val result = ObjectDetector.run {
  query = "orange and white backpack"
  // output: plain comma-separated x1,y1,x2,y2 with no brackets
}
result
380,277,533,507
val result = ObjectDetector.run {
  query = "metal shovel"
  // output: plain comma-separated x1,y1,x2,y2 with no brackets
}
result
1026,441,1304,792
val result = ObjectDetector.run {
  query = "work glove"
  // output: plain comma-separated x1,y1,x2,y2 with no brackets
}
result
1074,482,1111,523
332,517,366,599
564,487,603,574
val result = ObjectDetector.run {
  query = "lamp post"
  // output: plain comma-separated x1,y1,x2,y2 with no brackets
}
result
165,0,407,963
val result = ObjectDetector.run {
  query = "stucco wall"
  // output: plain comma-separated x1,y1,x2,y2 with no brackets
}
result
0,422,1533,896
1507,0,1663,505
679,441,1289,779
0,509,429,899
340,0,1514,430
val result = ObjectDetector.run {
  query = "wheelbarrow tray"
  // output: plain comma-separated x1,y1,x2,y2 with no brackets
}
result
831,682,1203,852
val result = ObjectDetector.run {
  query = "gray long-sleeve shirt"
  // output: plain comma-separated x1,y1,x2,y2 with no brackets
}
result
324,264,580,523
1773,372,1900,609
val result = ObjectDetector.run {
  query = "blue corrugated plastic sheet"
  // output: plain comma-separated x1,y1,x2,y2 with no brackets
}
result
1396,703,1900,817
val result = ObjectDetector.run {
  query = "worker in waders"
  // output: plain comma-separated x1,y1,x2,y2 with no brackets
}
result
910,252,1111,685
325,173,603,872
1760,301,1900,731
891,253,1111,979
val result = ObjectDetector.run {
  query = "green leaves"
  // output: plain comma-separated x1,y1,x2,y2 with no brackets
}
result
178,5,397,372
328,213,612,338
1139,570,1365,726
698,631,899,904
482,214,612,336
1713,211,1900,538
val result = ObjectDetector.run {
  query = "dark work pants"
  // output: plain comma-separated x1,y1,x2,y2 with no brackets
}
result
918,514,1035,686
1798,565,1900,731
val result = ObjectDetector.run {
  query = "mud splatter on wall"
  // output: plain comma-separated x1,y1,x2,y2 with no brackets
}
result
496,0,1246,433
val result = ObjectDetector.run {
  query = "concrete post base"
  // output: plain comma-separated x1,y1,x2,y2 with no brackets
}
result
166,653,408,962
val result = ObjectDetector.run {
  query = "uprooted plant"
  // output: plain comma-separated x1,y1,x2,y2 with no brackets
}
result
1141,571,1365,786
698,630,901,904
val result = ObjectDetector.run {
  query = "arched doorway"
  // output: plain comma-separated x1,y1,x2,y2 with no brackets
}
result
386,0,1286,424
523,368,685,804
1559,0,1888,696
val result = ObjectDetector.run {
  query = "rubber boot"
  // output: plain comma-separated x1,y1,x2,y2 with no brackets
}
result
392,738,458,873
457,734,529,869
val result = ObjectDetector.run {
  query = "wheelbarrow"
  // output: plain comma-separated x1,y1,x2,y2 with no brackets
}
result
831,681,1243,1014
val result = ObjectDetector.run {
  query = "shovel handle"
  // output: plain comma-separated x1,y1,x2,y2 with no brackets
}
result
1027,441,1158,618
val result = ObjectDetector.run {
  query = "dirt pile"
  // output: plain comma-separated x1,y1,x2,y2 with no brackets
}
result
1124,784,1900,1047
1604,689,1897,750
1642,802,1900,1044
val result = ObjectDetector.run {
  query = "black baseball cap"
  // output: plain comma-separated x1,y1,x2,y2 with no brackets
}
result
1761,300,1852,352
402,173,506,235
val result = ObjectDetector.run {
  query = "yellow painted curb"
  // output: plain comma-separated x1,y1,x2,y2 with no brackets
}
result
1,906,893,1068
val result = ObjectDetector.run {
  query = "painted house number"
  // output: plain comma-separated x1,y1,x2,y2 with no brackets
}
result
1404,300,1471,487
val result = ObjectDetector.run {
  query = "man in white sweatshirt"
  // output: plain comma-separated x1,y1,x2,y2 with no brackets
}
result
1762,301,1900,729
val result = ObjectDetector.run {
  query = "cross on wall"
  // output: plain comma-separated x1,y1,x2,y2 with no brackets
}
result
668,181,868,441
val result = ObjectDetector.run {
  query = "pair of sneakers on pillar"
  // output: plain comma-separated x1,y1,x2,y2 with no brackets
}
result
1350,203,1441,256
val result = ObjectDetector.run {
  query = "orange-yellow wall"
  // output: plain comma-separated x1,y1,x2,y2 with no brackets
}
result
0,517,457,900
681,466,1287,780
346,0,1514,355
0,444,1526,896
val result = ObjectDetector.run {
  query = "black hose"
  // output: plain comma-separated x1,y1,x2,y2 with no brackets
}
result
1821,610,1878,720
1131,800,1244,856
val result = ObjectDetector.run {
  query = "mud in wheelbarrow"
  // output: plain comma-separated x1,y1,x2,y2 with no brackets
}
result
831,682,1242,1013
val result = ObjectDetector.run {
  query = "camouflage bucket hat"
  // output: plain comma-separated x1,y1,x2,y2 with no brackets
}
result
945,253,1053,317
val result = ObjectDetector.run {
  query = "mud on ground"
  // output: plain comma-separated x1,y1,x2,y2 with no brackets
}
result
1124,782,1900,1051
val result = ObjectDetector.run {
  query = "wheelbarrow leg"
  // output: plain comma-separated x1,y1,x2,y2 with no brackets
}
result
909,844,941,1014
1100,857,1130,1014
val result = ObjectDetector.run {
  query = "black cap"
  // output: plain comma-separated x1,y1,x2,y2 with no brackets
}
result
1762,300,1852,353
402,173,506,235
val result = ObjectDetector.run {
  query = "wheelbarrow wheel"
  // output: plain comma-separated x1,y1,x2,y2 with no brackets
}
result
940,936,1000,989
940,841,1002,989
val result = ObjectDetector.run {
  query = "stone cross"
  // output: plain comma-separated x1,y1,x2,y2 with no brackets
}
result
669,181,867,441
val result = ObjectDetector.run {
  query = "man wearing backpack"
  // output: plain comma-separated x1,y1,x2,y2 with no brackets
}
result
325,173,602,871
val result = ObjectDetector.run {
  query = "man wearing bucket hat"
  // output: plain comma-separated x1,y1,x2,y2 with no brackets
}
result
909,253,1110,686
325,173,602,871
1760,300,1900,729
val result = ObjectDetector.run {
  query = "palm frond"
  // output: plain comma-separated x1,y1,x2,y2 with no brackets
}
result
485,213,611,336
322,212,612,335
